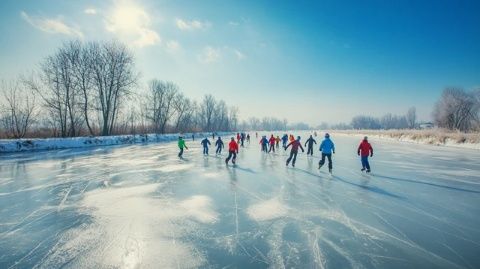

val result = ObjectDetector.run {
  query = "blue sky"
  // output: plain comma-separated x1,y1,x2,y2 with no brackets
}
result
1,0,479,125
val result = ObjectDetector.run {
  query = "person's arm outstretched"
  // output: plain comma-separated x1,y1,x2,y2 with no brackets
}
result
369,144,373,157
285,142,292,150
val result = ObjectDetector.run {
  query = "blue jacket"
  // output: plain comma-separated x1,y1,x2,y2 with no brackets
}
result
201,138,211,147
319,138,335,154
281,135,288,142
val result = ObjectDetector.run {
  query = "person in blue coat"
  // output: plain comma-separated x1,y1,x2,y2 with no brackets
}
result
281,134,289,148
215,137,224,155
201,137,211,155
319,133,335,173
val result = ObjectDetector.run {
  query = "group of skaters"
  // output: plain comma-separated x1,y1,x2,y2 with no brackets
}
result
177,132,374,173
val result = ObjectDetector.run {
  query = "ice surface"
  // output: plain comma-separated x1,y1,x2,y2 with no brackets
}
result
1,133,480,268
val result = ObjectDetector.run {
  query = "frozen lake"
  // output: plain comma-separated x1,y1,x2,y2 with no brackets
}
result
1,133,480,269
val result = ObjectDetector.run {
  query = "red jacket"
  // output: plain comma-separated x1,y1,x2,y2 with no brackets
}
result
269,137,276,145
229,140,239,152
358,140,373,157
286,140,304,152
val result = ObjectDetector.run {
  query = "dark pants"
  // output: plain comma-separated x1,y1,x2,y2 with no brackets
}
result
226,151,237,164
203,146,209,155
241,139,244,147
282,141,287,148
361,156,371,170
269,144,275,153
276,142,279,149
262,144,268,152
216,146,222,154
286,150,298,166
178,148,184,157
307,146,313,155
319,153,332,169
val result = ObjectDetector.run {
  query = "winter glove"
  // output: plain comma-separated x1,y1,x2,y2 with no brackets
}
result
370,153,373,157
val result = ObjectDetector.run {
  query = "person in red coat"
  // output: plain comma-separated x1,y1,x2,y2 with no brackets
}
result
357,136,373,173
225,137,239,165
268,134,276,153
285,136,304,167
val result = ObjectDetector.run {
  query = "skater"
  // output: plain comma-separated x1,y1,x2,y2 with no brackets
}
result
275,135,281,149
260,136,269,152
237,133,241,144
285,136,304,167
178,136,188,158
240,133,246,147
246,134,251,143
215,137,224,155
225,137,239,165
357,136,373,173
304,135,317,156
289,134,295,143
314,131,317,137
255,132,258,138
192,134,195,141
318,133,335,173
281,134,288,148
201,137,211,155
212,133,215,139
268,134,276,153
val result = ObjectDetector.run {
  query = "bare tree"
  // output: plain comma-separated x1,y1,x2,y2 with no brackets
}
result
228,106,239,131
145,80,178,134
406,107,417,129
199,95,216,132
89,41,138,136
433,88,479,131
0,79,37,138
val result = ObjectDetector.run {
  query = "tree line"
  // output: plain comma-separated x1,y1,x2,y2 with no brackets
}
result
0,40,239,138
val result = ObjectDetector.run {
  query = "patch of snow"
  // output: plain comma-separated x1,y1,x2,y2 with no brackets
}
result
0,132,232,153
247,198,288,221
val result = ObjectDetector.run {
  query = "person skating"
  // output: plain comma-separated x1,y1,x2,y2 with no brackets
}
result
259,136,269,152
212,133,215,139
275,136,281,149
268,134,276,153
178,136,188,158
289,134,295,143
246,134,251,143
225,137,239,165
240,133,246,147
215,137,224,155
285,136,304,167
237,133,241,144
357,136,373,173
305,135,317,156
201,137,211,155
318,133,335,173
281,134,288,148
192,134,195,141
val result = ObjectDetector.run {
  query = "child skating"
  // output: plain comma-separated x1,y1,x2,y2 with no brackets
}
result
178,136,188,158
225,137,239,165
285,136,304,167
318,133,335,173
357,136,373,173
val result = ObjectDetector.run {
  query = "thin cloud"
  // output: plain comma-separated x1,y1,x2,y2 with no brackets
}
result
105,1,160,47
176,18,210,31
84,8,97,15
166,40,180,53
228,21,239,26
233,49,245,60
198,46,220,63
20,11,84,39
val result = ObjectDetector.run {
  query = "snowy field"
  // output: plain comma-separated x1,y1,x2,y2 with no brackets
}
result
1,133,480,268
